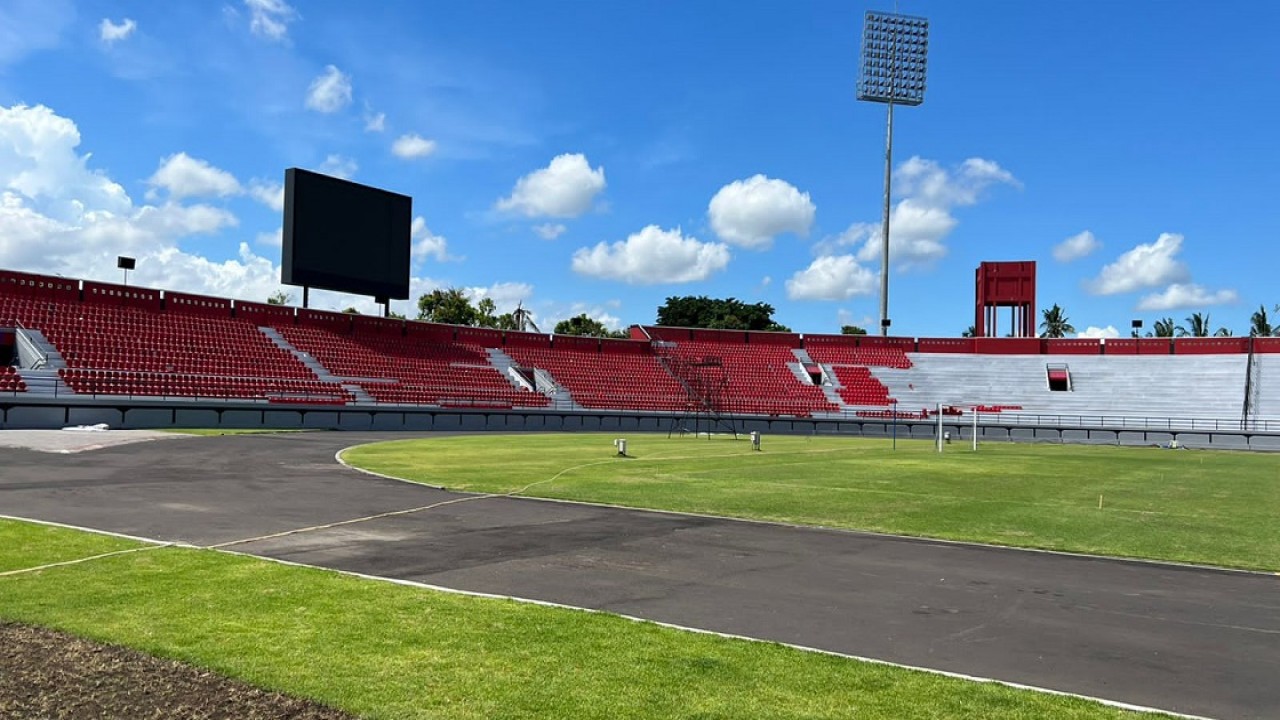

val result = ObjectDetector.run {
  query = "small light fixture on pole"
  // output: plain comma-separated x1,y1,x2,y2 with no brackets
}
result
117,256,136,286
857,10,929,336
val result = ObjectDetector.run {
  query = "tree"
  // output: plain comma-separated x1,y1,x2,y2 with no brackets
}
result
1250,305,1273,337
266,290,293,306
416,288,479,325
961,325,976,338
1038,304,1075,338
341,306,361,314
554,313,626,338
1176,312,1211,338
841,325,868,335
655,296,790,332
1214,327,1233,337
1150,317,1176,338
475,298,499,328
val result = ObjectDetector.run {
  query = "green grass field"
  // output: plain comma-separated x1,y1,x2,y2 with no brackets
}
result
343,433,1280,571
0,520,145,573
0,518,1174,719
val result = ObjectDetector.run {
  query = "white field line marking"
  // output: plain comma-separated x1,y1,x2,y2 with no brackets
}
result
210,456,624,550
214,546,1218,720
0,512,1224,719
0,514,173,546
0,545,170,578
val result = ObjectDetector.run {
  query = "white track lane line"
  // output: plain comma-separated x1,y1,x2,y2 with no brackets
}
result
218,546,1218,720
0,512,1215,719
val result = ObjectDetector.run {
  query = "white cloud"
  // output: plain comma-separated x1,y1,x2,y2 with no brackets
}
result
1053,230,1100,263
255,227,282,248
245,0,297,41
391,133,437,159
830,157,1016,270
533,223,566,240
1136,283,1239,312
319,154,357,180
0,102,295,305
707,174,815,249
99,18,136,44
364,109,386,133
1076,325,1120,339
1087,233,1190,295
248,181,283,212
466,282,533,314
571,225,729,284
305,65,352,114
850,200,958,268
0,104,130,220
146,153,242,201
497,153,606,218
541,303,623,333
785,255,877,301
897,156,1019,206
410,216,454,264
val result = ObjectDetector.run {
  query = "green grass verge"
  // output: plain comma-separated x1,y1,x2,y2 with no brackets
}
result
0,519,145,573
343,433,1280,571
0,519,1171,719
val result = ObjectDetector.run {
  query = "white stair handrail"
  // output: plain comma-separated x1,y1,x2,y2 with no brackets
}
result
13,323,48,370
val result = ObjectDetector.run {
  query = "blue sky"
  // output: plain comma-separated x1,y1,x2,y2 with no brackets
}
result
1,0,1277,337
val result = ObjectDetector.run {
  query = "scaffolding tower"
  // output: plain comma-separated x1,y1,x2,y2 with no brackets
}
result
655,343,738,438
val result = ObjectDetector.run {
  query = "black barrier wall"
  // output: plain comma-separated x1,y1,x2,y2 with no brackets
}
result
3,398,1280,451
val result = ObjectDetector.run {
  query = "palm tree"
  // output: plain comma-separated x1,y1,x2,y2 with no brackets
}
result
1250,305,1273,337
1176,312,1211,337
961,325,976,338
1038,304,1075,338
1214,327,1233,337
1151,317,1176,338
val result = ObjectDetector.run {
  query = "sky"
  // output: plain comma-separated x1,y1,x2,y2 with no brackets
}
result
1,0,1278,338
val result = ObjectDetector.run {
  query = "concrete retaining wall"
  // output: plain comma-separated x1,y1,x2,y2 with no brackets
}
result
3,398,1278,451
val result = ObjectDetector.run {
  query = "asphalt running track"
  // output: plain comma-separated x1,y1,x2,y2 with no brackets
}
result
2,431,1277,720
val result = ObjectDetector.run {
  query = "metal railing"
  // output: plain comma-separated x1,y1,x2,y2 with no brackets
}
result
974,411,1280,433
6,385,1280,433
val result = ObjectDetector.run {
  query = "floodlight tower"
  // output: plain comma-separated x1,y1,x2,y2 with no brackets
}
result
857,10,929,336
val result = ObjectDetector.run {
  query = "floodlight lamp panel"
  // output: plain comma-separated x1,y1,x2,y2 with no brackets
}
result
857,10,930,106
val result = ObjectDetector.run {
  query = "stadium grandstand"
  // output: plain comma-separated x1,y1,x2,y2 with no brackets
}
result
4,268,1280,434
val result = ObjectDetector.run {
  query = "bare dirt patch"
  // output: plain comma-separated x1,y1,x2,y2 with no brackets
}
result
0,622,356,719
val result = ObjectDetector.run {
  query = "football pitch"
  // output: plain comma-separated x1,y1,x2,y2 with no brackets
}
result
343,433,1280,572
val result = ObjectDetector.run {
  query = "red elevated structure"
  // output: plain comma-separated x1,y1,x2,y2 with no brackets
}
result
975,261,1035,338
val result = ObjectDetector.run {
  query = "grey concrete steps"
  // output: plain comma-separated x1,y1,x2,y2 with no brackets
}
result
15,328,66,370
257,326,374,403
17,368,71,396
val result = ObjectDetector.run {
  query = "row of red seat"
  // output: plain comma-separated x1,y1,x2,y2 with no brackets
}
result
58,368,350,401
806,345,913,369
829,366,893,407
2,280,913,413
503,346,688,411
278,326,542,408
661,340,839,416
